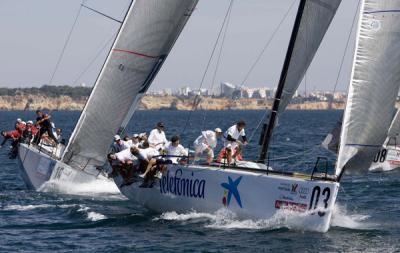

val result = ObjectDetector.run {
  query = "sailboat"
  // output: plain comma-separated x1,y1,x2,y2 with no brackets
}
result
323,110,400,172
116,0,344,233
17,0,199,191
116,0,400,232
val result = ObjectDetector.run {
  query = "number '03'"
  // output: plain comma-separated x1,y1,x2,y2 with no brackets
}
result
309,186,331,217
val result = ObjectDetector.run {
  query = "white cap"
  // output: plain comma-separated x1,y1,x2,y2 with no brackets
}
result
133,134,139,138
114,135,121,141
27,120,33,124
21,121,26,125
139,132,147,138
215,128,222,133
17,118,22,123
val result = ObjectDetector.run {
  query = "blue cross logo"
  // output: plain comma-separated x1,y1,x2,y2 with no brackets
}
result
221,176,243,208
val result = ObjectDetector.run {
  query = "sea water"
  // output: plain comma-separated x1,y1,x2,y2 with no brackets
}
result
0,110,399,252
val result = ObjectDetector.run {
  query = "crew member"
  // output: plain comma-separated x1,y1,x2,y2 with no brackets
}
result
34,110,58,145
112,135,129,153
223,120,248,164
148,122,168,150
165,135,188,164
193,128,222,164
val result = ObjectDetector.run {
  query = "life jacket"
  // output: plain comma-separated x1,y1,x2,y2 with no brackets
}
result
15,123,26,134
216,147,243,162
4,130,20,139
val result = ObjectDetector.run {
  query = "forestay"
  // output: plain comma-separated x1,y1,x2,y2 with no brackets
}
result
276,0,342,113
336,0,400,176
63,0,199,168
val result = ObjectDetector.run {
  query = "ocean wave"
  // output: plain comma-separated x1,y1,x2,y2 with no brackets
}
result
3,204,54,211
77,205,107,221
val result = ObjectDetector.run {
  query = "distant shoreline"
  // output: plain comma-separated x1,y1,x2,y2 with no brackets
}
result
0,94,346,111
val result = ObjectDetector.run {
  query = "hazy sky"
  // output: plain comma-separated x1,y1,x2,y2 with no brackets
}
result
0,0,360,92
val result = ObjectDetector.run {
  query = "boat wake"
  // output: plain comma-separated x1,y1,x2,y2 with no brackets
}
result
38,179,123,199
330,204,373,230
3,203,108,222
155,204,375,232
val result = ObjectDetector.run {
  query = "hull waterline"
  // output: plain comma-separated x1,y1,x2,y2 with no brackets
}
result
116,163,339,232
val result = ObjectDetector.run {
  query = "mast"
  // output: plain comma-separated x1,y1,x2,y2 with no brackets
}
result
258,0,307,163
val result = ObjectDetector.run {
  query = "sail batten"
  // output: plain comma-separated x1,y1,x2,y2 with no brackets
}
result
62,0,199,167
259,0,342,161
336,0,400,176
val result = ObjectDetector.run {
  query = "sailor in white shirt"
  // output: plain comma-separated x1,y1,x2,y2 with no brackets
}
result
223,120,248,164
148,122,168,150
165,135,188,164
125,134,140,148
193,128,222,164
107,147,138,185
112,135,130,153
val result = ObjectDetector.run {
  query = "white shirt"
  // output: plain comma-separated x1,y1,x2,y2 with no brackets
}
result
200,130,217,148
165,142,188,163
113,140,130,153
116,148,137,163
125,139,139,148
224,125,245,141
139,147,159,160
148,129,168,149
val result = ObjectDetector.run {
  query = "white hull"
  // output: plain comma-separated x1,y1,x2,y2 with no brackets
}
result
370,146,400,172
17,144,119,194
116,163,339,232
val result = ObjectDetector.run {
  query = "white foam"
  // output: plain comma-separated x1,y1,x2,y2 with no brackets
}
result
77,204,107,221
156,208,328,231
156,205,375,232
3,204,53,211
86,211,107,221
38,179,124,200
331,204,372,230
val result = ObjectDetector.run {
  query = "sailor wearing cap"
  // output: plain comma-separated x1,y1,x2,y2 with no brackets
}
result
112,134,130,153
148,122,168,150
193,128,223,164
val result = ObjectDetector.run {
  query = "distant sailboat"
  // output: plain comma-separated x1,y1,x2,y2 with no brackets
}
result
116,0,344,232
17,0,198,191
323,111,400,172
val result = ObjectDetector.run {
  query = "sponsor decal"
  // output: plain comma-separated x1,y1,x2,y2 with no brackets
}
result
291,183,298,193
221,176,243,208
277,182,291,192
160,169,205,199
299,186,310,200
275,200,307,212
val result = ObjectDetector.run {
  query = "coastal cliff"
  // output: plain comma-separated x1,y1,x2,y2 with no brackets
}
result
0,94,345,111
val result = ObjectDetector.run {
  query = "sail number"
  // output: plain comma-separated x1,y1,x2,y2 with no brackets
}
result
308,186,331,217
373,149,387,163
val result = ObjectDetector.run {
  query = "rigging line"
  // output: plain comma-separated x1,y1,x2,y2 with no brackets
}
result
247,110,269,143
331,0,361,96
267,144,320,161
81,4,123,24
181,0,235,135
72,32,118,86
201,0,234,130
239,0,297,88
48,0,86,86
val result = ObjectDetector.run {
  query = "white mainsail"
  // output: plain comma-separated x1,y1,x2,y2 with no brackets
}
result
276,0,342,113
336,0,400,176
259,0,342,161
62,0,199,168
